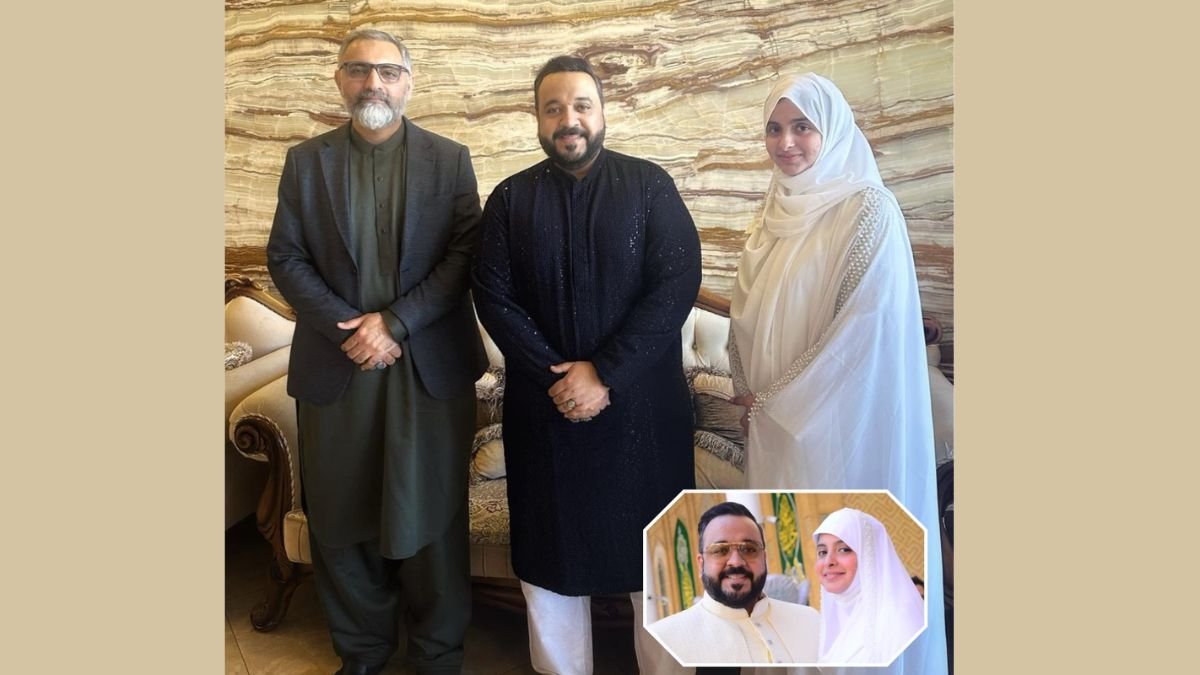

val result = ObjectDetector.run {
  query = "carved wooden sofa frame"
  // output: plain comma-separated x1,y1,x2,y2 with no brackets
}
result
225,275,747,631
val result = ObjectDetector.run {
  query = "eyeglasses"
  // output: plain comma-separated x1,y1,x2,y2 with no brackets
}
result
702,542,763,559
338,61,409,83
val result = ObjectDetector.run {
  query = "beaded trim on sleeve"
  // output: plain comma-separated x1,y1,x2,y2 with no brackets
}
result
835,187,886,315
748,340,823,420
728,325,751,398
748,188,886,421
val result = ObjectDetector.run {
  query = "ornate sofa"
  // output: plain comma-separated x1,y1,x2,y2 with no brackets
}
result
225,276,955,631
224,278,295,529
225,276,749,631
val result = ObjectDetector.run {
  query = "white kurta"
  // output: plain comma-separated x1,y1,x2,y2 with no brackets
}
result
648,594,820,666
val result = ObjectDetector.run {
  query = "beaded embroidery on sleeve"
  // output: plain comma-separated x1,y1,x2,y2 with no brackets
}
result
729,326,752,398
748,188,888,420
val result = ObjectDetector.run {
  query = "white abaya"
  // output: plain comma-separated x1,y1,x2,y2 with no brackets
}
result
731,73,948,675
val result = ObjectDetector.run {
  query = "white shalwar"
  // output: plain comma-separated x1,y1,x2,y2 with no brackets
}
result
520,580,676,675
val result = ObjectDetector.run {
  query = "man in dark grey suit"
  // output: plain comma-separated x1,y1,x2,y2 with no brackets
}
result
267,28,486,675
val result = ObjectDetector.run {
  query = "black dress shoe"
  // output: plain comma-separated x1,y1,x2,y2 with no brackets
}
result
334,660,386,675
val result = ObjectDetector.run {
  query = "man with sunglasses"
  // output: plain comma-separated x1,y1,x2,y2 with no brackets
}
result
267,28,486,675
647,502,820,667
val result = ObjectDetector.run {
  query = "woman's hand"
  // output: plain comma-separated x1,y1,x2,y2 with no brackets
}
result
730,393,756,434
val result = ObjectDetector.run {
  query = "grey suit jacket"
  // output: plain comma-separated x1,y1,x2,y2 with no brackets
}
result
267,120,487,405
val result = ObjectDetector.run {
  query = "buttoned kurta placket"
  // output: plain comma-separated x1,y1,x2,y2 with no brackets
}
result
295,123,476,670
298,125,471,559
473,150,702,595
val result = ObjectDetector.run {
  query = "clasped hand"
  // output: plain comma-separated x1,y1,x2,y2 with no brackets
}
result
547,361,610,421
338,313,403,371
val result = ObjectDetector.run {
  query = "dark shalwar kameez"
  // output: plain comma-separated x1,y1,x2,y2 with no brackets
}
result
298,125,474,672
472,149,702,595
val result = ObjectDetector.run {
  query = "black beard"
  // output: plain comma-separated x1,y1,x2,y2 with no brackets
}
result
702,566,767,610
539,125,605,173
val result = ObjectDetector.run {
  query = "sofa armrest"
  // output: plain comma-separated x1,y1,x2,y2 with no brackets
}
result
230,374,306,622
225,346,291,419
229,375,300,510
230,374,298,471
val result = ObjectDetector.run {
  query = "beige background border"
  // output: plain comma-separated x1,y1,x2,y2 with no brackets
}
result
5,2,224,672
955,1,1198,672
6,1,1195,673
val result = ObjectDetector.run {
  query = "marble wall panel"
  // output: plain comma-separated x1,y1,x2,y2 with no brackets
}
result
226,0,954,373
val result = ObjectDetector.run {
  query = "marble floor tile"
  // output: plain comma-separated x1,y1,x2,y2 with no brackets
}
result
227,616,250,675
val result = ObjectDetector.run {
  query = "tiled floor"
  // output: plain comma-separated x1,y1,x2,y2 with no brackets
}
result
225,519,638,674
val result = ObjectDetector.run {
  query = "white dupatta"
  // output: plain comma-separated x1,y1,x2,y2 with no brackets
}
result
731,74,948,675
814,508,925,666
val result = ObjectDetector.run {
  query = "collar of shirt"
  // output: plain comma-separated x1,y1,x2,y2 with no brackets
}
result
546,146,608,186
349,118,407,154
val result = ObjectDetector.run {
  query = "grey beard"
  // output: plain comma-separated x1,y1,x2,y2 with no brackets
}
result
352,100,403,130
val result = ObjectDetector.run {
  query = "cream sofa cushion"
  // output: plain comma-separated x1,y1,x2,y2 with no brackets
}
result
681,307,731,372
225,346,291,419
473,440,506,480
475,312,506,368
225,295,295,360
470,423,507,481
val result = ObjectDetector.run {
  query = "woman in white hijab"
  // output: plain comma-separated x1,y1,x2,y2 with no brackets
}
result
730,73,947,674
812,508,924,666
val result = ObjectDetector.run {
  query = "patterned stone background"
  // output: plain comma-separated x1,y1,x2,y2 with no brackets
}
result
225,0,954,373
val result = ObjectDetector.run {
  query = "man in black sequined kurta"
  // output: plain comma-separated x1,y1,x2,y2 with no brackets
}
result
472,55,701,674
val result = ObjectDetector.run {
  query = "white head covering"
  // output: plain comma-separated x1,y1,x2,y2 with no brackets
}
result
756,73,885,239
732,73,898,392
813,508,925,665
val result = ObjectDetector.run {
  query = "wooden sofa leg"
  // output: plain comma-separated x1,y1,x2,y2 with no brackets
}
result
251,554,307,632
234,414,309,632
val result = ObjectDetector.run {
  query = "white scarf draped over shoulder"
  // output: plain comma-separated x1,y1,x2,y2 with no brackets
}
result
813,508,925,666
729,71,933,487
730,73,947,675
732,72,889,397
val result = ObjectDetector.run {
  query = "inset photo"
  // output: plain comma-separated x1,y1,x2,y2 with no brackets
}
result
643,490,926,668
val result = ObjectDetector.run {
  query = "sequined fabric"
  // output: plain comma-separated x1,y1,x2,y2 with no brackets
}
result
472,149,702,595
